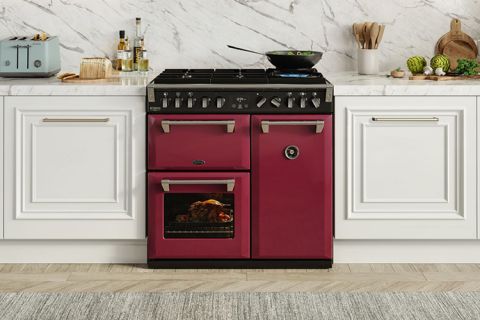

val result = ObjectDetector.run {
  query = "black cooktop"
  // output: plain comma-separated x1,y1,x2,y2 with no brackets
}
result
153,68,328,85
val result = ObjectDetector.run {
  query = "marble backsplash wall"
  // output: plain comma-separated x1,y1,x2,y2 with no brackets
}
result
1,0,480,74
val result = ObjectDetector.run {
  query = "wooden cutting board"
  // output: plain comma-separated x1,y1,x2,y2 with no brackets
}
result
435,19,478,70
60,75,119,83
409,74,480,81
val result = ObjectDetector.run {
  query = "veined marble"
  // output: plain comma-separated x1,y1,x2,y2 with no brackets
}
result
330,72,480,96
0,73,150,95
1,0,479,74
1,72,480,96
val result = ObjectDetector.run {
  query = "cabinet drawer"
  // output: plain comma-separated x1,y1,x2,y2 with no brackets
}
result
335,96,476,239
148,114,250,170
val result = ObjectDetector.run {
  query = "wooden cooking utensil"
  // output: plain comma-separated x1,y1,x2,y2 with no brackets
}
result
369,23,380,50
375,25,385,49
363,22,373,49
352,23,362,48
358,23,366,49
435,19,478,70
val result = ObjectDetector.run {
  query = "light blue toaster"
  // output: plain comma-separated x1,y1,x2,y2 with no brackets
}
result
0,36,61,77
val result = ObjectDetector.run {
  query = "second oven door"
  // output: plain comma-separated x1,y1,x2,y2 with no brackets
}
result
251,115,333,259
148,172,250,259
148,114,250,170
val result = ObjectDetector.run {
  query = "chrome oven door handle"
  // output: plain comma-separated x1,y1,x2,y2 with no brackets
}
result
260,120,325,133
161,179,235,192
161,120,235,133
371,117,439,122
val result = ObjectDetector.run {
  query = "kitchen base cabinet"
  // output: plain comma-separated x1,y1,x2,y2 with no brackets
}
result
335,96,476,239
0,97,3,239
4,96,145,239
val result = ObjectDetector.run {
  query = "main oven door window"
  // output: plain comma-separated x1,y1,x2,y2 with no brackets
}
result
164,193,234,238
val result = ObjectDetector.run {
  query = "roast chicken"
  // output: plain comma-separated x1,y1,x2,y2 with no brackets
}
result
175,199,231,223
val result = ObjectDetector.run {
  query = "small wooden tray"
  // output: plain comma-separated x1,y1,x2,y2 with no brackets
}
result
409,74,480,81
61,75,118,83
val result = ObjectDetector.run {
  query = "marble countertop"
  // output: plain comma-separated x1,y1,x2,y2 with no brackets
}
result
2,71,480,96
329,72,480,96
0,73,151,96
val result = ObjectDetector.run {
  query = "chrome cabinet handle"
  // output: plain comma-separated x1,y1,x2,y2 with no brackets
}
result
43,118,110,123
371,117,439,122
261,120,324,133
161,120,235,133
161,179,235,192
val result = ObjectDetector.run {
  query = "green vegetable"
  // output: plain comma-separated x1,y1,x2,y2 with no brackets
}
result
406,56,427,74
430,55,450,72
455,58,479,76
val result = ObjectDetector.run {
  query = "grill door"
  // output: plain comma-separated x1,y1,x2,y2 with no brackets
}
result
148,114,250,170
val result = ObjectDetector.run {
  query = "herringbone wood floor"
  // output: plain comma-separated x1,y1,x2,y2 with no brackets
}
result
1,264,480,292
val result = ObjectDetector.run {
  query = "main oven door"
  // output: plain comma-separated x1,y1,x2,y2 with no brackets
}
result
252,115,333,259
148,114,250,170
148,172,250,259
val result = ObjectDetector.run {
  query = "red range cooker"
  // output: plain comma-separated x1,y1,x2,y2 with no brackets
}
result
146,69,333,268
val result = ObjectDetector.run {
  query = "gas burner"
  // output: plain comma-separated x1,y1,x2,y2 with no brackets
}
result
268,68,324,78
153,68,327,85
212,69,267,84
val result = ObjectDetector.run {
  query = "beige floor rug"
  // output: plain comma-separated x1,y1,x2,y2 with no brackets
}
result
0,292,479,320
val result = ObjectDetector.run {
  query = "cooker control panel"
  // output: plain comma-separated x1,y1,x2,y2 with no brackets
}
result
148,89,333,114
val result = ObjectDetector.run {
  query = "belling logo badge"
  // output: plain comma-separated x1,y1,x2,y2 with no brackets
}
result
192,160,206,165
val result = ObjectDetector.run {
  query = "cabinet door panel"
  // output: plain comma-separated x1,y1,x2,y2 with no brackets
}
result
362,125,446,202
335,96,476,239
4,96,145,239
353,113,457,217
34,125,116,202
25,114,126,215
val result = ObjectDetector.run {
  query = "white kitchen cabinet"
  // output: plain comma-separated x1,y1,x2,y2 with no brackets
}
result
335,96,476,239
0,97,3,239
4,96,145,239
477,97,480,239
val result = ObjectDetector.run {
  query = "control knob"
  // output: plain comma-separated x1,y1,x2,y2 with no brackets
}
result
174,97,181,108
201,97,210,109
256,97,267,108
311,93,321,108
299,92,307,109
187,92,194,108
271,97,281,108
216,97,226,109
162,93,168,108
312,97,321,108
287,92,293,109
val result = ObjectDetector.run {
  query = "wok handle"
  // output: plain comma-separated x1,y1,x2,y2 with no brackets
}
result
227,45,265,56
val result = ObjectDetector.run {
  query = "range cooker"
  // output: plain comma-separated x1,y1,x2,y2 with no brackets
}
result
146,68,333,268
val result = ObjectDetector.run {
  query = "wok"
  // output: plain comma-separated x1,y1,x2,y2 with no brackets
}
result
227,45,323,69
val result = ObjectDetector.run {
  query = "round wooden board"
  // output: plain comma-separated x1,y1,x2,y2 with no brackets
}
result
435,19,478,70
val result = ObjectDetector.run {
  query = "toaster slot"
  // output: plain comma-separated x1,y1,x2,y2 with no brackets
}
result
26,45,30,69
15,45,19,69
